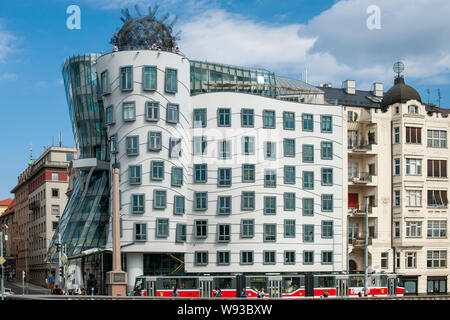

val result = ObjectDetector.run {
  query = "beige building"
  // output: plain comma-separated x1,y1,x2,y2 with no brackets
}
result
322,75,450,295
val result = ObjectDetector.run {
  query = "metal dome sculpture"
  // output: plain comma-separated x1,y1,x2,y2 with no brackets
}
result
110,5,181,51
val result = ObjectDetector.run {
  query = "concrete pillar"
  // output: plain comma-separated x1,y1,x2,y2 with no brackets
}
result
126,253,143,291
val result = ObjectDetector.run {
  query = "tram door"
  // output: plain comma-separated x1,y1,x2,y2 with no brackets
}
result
268,276,282,298
199,277,213,298
335,276,348,297
145,277,157,297
387,276,397,296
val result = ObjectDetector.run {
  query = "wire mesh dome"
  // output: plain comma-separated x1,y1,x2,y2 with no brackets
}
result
110,5,181,51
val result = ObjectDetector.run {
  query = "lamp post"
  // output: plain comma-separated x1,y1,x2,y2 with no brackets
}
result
363,196,369,297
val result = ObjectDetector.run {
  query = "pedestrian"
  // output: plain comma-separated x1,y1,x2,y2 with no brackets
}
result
113,45,118,52
135,285,142,296
241,288,247,298
87,274,96,295
172,285,178,297
323,289,329,298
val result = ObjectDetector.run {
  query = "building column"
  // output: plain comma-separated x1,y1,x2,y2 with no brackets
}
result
126,253,143,291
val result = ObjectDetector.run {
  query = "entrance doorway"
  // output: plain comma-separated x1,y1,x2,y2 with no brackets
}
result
349,260,357,273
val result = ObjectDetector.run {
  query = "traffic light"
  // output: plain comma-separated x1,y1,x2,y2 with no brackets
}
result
59,266,64,277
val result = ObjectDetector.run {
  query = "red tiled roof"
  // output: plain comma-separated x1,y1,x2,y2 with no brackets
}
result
0,199,14,218
0,198,13,207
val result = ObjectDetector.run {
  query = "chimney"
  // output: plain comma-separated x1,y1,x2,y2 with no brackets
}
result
343,80,356,94
373,82,383,97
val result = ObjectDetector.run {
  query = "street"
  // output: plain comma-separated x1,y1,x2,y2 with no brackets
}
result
3,278,51,296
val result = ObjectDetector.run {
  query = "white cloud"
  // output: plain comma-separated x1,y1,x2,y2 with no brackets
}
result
0,24,16,63
0,72,17,81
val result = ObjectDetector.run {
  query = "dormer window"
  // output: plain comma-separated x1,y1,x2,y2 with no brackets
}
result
347,111,358,122
408,105,419,114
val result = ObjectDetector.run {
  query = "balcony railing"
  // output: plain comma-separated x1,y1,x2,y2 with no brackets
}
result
348,205,373,215
351,237,373,247
29,200,40,210
350,141,373,152
349,172,372,184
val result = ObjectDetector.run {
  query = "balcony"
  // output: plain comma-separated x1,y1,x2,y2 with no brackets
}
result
349,172,372,184
348,205,374,216
29,200,40,210
350,141,374,153
351,237,373,247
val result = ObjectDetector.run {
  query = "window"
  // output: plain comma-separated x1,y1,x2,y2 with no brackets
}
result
165,68,177,93
176,224,186,242
321,141,333,159
303,198,314,216
110,134,118,154
241,219,254,238
52,221,58,230
427,130,447,148
131,194,145,213
406,158,422,175
169,138,181,158
284,251,296,265
302,114,313,131
264,196,277,214
193,108,207,128
263,251,276,265
101,70,110,95
394,159,400,175
348,111,358,122
167,103,179,123
143,66,157,90
284,220,295,238
427,159,447,178
241,109,254,127
194,192,207,211
322,221,333,238
217,251,230,265
240,251,254,265
51,188,59,198
52,172,59,180
218,140,232,159
264,169,277,188
105,105,114,125
283,112,295,130
394,190,401,206
405,252,417,268
193,136,207,155
194,164,207,183
265,142,276,160
194,220,208,238
427,220,447,238
147,131,162,151
408,105,419,114
303,171,314,189
156,218,169,237
126,136,139,155
406,127,422,144
134,223,147,241
242,164,255,183
171,167,183,186
153,190,167,209
151,161,164,180
263,110,276,128
394,127,400,144
51,205,59,215
381,252,389,269
120,66,133,91
321,251,333,264
321,168,333,186
407,190,422,207
128,165,142,184
284,139,295,157
302,145,314,163
123,102,136,121
145,102,159,121
321,115,332,133
284,193,295,211
394,221,401,237
284,166,295,184
264,224,276,242
217,196,231,214
303,251,314,265
218,168,231,187
348,130,358,149
174,196,185,215
242,136,255,155
303,225,314,242
321,194,333,212
406,221,422,237
217,224,231,242
396,252,400,269
218,108,231,126
241,192,255,210
195,251,208,266
427,190,448,207
427,250,447,268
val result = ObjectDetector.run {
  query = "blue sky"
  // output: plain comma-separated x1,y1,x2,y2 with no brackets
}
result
0,0,449,199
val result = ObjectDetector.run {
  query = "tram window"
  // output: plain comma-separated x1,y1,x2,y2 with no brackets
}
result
179,278,197,289
315,276,335,288
349,276,364,287
282,277,304,293
214,277,234,289
158,278,178,290
248,277,267,291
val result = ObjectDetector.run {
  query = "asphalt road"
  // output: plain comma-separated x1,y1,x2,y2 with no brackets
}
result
3,279,51,295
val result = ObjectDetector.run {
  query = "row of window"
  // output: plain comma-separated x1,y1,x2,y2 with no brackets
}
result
394,220,447,238
393,127,447,148
393,189,449,207
101,66,178,95
394,250,447,269
128,162,335,188
393,158,448,178
113,132,334,161
133,219,335,243
129,192,334,214
106,101,180,125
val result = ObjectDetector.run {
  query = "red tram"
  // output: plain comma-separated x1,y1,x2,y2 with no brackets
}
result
133,273,404,298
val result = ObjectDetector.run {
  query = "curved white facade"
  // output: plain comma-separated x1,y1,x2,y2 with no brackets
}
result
97,50,344,288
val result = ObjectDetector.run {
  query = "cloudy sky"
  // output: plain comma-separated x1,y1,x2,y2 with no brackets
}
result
0,0,449,198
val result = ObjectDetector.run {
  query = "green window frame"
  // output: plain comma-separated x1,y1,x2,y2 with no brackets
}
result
240,219,254,238
284,139,296,157
321,115,332,133
302,113,313,131
194,192,208,211
193,108,207,128
143,66,157,91
284,219,296,238
283,111,295,130
217,196,232,214
303,171,314,189
321,168,333,186
284,193,295,211
134,223,147,241
264,196,277,215
218,108,231,126
176,224,186,242
165,68,178,93
264,224,277,242
242,164,255,183
153,190,167,209
302,144,314,163
284,166,296,184
321,141,333,160
171,167,183,187
218,168,232,187
120,66,133,91
321,194,333,212
321,221,333,238
151,161,164,181
302,198,314,216
241,108,254,127
156,218,169,238
241,191,255,210
131,194,145,213
264,169,277,188
128,165,142,185
263,110,276,128
194,164,207,183
174,196,185,215
303,225,314,242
